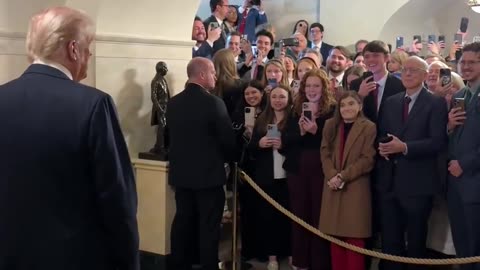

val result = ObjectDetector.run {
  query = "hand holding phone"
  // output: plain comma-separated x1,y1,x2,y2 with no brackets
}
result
244,107,256,128
266,124,281,138
267,78,278,89
302,102,313,121
440,68,452,87
453,98,465,111
378,136,393,144
460,17,469,33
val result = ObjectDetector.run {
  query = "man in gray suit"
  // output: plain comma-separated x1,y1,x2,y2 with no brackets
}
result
447,42,480,270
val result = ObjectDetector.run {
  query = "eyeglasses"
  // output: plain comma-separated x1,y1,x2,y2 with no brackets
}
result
459,60,480,67
401,67,426,74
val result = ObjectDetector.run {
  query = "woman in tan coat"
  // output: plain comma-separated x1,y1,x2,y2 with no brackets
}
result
319,91,376,270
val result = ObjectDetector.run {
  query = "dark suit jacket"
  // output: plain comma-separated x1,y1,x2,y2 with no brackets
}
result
320,42,334,67
448,88,480,203
203,15,229,57
376,88,448,197
167,83,235,189
248,122,287,186
282,109,334,174
193,42,214,59
350,73,405,124
0,64,139,270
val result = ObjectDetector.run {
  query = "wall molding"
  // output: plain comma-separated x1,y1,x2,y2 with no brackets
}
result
0,30,194,47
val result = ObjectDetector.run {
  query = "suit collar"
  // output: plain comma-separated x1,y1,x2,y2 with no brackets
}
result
341,117,368,168
400,87,428,134
23,64,71,81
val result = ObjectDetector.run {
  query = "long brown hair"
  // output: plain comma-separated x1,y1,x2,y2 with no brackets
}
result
327,91,364,147
261,58,290,87
212,48,239,97
293,68,336,117
255,84,293,135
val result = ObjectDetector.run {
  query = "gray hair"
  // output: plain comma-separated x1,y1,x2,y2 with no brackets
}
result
407,56,428,71
26,6,95,62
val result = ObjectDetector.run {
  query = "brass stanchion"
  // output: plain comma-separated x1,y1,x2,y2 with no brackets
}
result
225,164,252,270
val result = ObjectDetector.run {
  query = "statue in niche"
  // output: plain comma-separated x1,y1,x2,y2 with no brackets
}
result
139,61,170,161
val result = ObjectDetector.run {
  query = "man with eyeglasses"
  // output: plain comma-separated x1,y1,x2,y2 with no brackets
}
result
447,42,480,270
377,56,448,270
204,0,230,56
309,23,333,66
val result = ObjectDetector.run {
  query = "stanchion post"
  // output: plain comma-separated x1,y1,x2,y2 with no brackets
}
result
232,162,239,270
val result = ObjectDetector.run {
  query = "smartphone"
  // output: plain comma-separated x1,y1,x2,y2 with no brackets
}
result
454,98,465,111
439,68,452,86
244,107,256,127
395,36,404,49
251,45,258,57
363,71,374,83
473,36,480,43
280,38,299,47
209,22,220,30
413,35,421,44
267,78,277,89
242,34,248,41
273,42,281,58
454,33,463,44
266,124,281,138
428,34,436,44
302,102,313,121
438,35,446,48
378,136,393,144
460,17,469,33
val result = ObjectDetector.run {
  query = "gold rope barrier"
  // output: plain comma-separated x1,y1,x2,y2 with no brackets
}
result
238,169,480,266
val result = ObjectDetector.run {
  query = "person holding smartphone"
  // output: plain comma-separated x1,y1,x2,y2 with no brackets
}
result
260,59,290,94
248,84,293,270
319,91,377,270
230,80,267,260
281,69,336,270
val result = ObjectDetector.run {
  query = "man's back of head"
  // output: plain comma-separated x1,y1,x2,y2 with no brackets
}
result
26,6,95,82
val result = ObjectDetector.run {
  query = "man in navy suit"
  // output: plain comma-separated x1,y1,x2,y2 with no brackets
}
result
192,16,221,58
350,40,405,124
377,56,448,270
204,0,231,57
309,23,333,66
447,42,480,270
167,57,235,270
0,6,139,270
236,0,268,44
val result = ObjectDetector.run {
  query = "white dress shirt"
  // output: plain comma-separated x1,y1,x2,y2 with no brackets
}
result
33,59,73,80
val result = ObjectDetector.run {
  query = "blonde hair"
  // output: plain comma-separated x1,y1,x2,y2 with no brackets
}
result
212,48,239,97
451,72,465,90
26,6,94,62
262,59,290,86
390,50,409,66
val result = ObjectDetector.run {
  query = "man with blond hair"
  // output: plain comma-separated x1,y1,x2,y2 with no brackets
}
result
0,6,139,270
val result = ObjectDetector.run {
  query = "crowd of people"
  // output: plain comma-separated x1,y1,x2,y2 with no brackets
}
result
168,1,480,270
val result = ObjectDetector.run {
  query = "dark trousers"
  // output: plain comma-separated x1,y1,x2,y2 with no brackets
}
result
447,183,480,270
256,179,291,257
287,150,331,270
170,186,225,270
379,195,433,270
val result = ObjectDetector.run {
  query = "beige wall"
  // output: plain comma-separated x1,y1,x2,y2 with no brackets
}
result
2,0,480,156
197,0,480,50
0,0,197,156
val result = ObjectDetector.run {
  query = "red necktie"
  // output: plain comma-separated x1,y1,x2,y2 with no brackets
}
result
373,83,379,112
403,96,412,123
238,8,248,34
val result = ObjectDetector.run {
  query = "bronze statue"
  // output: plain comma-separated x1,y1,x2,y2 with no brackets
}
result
139,61,170,161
